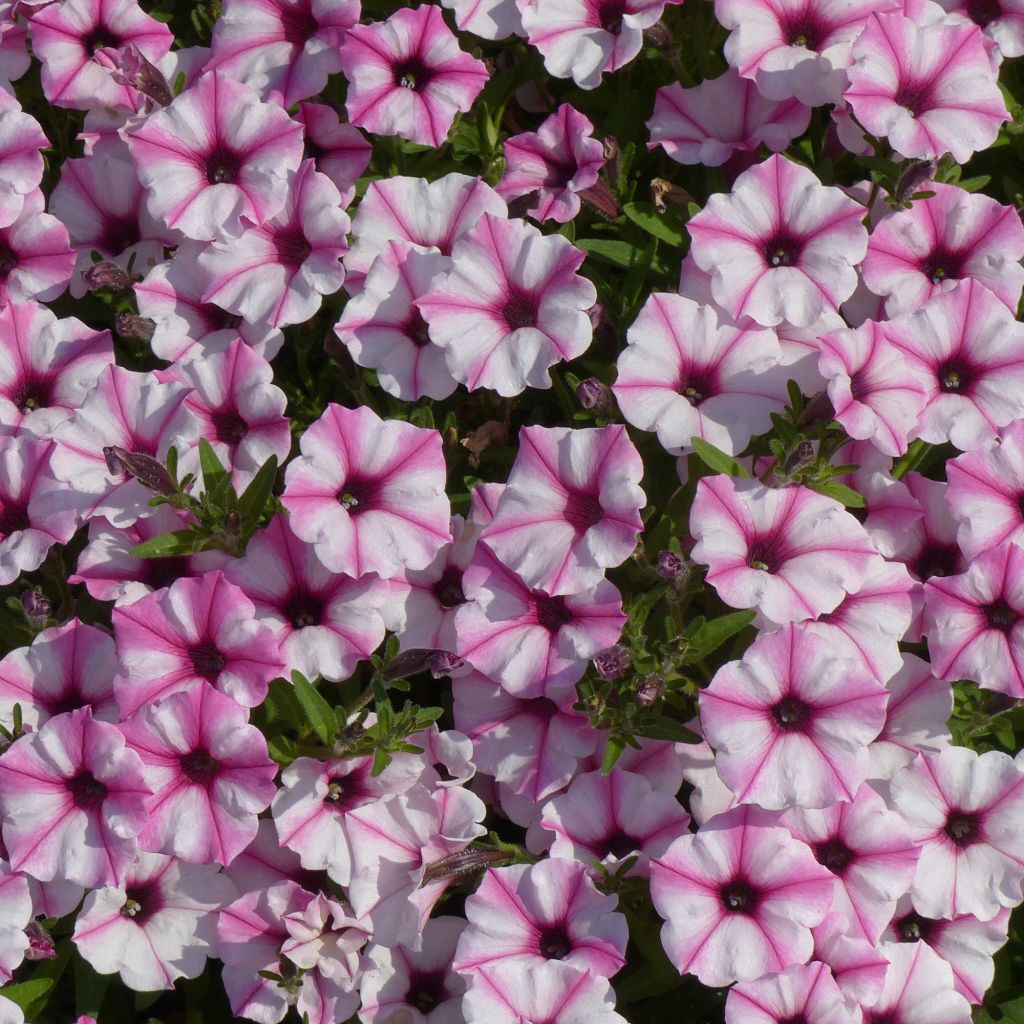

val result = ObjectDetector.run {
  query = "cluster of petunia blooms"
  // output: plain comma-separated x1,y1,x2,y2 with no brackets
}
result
0,0,1022,1021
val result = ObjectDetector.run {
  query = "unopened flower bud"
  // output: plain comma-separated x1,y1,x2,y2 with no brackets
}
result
102,446,176,496
24,921,55,961
576,377,615,419
20,589,51,629
783,440,815,474
594,644,630,682
636,673,663,707
115,313,156,342
651,178,695,214
656,550,688,582
82,261,132,292
427,650,464,678
112,43,174,106
420,847,511,886
506,189,541,220
579,178,621,220
892,159,936,207
643,21,673,49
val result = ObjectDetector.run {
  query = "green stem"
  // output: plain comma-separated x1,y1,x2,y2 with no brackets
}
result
892,438,928,480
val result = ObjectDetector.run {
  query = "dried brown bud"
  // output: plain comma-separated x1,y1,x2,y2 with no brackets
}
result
102,446,176,496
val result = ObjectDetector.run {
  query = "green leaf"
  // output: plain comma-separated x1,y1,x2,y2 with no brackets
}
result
5,938,73,1017
74,950,110,1018
290,671,338,745
689,436,752,478
0,979,57,1013
237,454,278,526
627,586,668,638
198,438,231,497
129,529,198,559
641,714,701,744
576,238,668,274
601,736,626,775
622,201,687,247
808,480,866,508
266,676,307,731
681,610,756,663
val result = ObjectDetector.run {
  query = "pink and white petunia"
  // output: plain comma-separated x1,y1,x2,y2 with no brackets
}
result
539,768,690,876
335,241,457,402
846,11,1009,163
340,4,488,149
522,0,682,89
717,0,902,105
860,940,972,1024
205,0,359,107
818,319,929,457
359,916,467,1024
686,155,869,328
0,189,75,304
496,103,605,224
50,363,197,527
442,0,524,37
924,541,1024,698
454,859,628,977
650,805,835,986
946,420,1024,561
690,474,878,624
344,171,505,290
282,403,451,579
225,515,389,682
0,618,118,731
29,0,174,112
648,68,811,166
112,569,286,717
295,102,371,206
417,213,596,395
120,682,278,867
938,0,1024,57
198,159,348,328
0,435,78,586
891,746,1024,921
72,852,236,992
0,707,150,888
700,625,889,809
726,961,857,1024
0,95,48,228
862,184,1024,318
773,783,920,943
614,292,790,455
479,424,644,596
0,865,30,984
125,70,305,241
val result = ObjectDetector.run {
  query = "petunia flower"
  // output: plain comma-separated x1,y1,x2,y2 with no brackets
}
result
686,154,869,328
124,70,305,241
479,424,645,596
0,865,30,984
295,102,371,206
30,0,174,112
71,852,236,991
846,11,1009,163
648,68,811,166
120,682,278,867
0,189,75,304
938,0,1024,57
866,183,1024,317
0,93,48,228
650,804,835,986
700,625,889,809
726,962,857,1024
522,0,682,89
112,569,286,717
613,292,790,455
496,103,606,224
206,0,359,107
340,4,488,149
224,514,389,682
0,707,150,888
417,213,597,395
453,859,628,977
690,474,878,624
891,746,1024,921
198,158,348,328
441,0,524,37
0,618,118,731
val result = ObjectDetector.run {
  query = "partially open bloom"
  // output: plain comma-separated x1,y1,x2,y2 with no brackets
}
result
340,5,488,149
650,805,835,986
648,69,811,166
846,11,1009,163
700,626,889,809
614,292,790,455
690,475,878,624
418,213,596,395
687,155,869,328
125,70,305,241
282,403,451,579
479,424,645,595
295,101,371,205
0,707,150,888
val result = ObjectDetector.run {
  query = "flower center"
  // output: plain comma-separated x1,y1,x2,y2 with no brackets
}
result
920,248,964,286
966,0,1002,26
406,970,447,1014
204,147,240,185
121,882,161,924
210,409,249,446
814,837,855,874
144,555,189,589
895,911,939,943
537,922,572,960
393,56,433,91
943,809,982,847
337,476,378,514
100,217,141,257
273,228,312,267
82,24,122,55
180,748,219,785
763,232,803,268
189,641,227,680
720,878,759,915
596,0,627,33
937,357,975,394
502,288,539,331
0,239,18,277
67,771,108,809
433,566,467,609
284,588,325,629
746,535,783,574
771,694,812,731
598,829,639,860
279,0,318,44
893,79,934,117
10,373,54,413
910,543,962,581
0,501,29,538
204,304,243,331
984,598,1018,632
405,309,433,349
533,592,573,632
783,11,824,49
563,489,604,533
